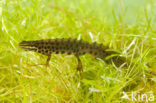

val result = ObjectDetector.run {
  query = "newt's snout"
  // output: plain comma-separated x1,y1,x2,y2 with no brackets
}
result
19,41,37,51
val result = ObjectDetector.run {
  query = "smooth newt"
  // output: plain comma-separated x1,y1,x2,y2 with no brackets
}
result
19,38,127,71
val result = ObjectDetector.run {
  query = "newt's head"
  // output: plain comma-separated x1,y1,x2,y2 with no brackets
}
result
19,41,38,52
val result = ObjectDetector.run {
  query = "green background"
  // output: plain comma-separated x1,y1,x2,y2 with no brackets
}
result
0,0,156,102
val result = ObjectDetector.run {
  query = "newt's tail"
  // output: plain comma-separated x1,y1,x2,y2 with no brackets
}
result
104,52,128,67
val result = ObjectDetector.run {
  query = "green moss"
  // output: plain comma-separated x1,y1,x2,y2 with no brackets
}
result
0,0,156,102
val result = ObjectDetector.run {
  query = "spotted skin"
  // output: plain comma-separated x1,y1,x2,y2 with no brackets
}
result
19,38,127,71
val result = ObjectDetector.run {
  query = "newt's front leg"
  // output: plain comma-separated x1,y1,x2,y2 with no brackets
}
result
75,55,83,72
46,55,51,67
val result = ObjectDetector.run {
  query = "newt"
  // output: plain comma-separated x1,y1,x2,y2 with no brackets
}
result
19,38,127,72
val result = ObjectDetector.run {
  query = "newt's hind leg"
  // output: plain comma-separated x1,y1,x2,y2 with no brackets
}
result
46,55,51,68
75,55,83,72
